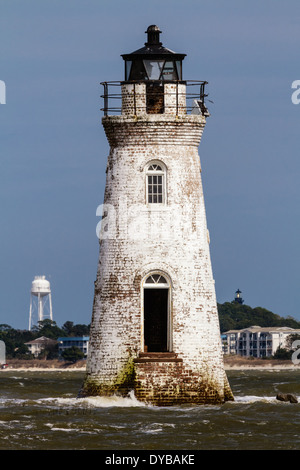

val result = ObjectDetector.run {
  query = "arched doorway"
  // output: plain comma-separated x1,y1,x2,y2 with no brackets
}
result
143,273,171,352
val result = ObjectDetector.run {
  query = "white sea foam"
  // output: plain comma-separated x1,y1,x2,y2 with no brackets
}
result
2,392,298,409
0,398,27,406
32,390,147,409
47,425,77,433
44,422,99,434
142,427,163,434
75,390,147,408
233,395,290,403
0,390,147,409
139,421,177,435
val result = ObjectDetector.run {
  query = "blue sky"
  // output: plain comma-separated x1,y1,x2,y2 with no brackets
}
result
1,0,300,329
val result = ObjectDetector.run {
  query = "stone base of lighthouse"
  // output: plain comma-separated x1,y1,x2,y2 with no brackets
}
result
133,353,233,406
80,353,234,405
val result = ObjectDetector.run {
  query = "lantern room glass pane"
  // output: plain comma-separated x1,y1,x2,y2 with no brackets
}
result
143,60,164,80
129,60,147,80
161,61,178,80
176,61,182,80
125,61,132,81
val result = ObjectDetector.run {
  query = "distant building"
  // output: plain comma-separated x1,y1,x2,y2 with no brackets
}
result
25,336,57,358
233,289,244,304
57,336,89,358
223,326,300,357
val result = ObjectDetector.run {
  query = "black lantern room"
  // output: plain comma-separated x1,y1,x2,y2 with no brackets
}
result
122,25,186,82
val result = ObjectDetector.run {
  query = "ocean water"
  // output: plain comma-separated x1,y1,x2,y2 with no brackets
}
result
0,369,299,451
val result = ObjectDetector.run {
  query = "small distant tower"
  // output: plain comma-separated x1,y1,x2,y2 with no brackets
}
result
234,289,244,304
29,276,53,330
81,26,233,405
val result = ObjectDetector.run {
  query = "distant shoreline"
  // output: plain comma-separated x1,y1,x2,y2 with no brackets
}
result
1,356,300,371
1,359,87,371
223,356,300,370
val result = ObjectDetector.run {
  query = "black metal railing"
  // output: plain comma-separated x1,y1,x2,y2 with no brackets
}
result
100,80,209,116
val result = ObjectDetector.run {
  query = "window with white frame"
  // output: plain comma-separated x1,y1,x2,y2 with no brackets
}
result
144,273,169,286
146,162,166,204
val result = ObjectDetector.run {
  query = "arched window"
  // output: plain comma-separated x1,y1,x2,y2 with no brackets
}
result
144,273,169,286
146,162,166,204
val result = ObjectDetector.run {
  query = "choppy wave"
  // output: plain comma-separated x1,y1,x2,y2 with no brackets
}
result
233,395,278,403
0,390,147,409
1,392,299,409
1,371,300,450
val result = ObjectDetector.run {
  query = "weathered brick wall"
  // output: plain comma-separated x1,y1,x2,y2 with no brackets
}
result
134,359,225,406
81,85,233,404
121,83,186,117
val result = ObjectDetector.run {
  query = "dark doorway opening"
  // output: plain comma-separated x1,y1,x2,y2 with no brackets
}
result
144,288,168,352
146,83,164,114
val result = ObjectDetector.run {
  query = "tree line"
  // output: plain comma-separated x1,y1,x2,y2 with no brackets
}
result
0,319,90,360
2,302,300,360
218,302,300,333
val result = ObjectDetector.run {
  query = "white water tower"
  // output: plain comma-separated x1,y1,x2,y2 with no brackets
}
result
28,276,53,330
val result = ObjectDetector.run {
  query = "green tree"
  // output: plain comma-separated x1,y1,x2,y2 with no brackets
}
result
61,346,85,363
285,333,300,349
218,302,300,333
38,340,59,360
0,324,13,332
0,326,35,359
14,343,33,360
62,321,90,337
62,321,74,336
71,323,90,336
32,319,65,339
273,347,292,360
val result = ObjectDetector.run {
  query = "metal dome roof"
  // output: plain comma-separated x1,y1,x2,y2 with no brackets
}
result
121,25,186,61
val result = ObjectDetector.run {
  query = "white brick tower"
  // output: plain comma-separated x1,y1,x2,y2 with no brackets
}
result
81,26,233,405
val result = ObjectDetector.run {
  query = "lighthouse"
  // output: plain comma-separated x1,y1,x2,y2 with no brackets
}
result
81,26,233,405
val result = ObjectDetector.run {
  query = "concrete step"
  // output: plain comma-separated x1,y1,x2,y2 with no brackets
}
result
134,352,183,363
